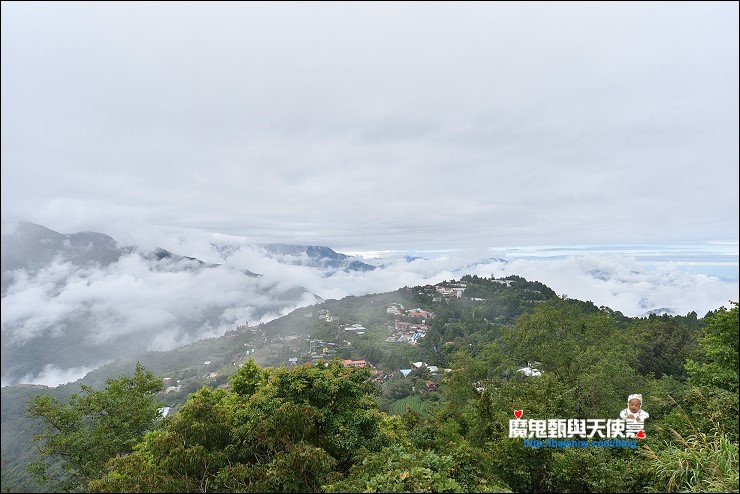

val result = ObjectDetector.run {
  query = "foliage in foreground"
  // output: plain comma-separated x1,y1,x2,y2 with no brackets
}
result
26,363,162,492
21,293,738,493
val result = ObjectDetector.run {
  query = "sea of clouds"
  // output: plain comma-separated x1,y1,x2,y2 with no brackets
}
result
2,238,737,387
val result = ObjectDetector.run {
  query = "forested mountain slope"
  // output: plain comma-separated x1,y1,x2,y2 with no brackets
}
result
2,275,737,492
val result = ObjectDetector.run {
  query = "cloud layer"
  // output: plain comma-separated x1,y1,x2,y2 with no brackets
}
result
2,239,738,386
1,2,738,385
2,3,737,249
1,251,320,386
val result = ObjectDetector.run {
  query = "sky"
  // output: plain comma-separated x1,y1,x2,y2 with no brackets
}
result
1,2,738,251
2,3,739,386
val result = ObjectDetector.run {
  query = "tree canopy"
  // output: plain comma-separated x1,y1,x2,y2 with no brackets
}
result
26,363,163,492
14,280,738,493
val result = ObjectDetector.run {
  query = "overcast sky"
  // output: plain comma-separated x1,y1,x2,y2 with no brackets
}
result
2,2,738,251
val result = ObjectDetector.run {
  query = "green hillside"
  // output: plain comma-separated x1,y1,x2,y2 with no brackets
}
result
2,276,737,492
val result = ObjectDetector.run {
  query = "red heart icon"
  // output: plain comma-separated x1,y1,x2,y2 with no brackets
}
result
514,409,523,419
636,430,645,439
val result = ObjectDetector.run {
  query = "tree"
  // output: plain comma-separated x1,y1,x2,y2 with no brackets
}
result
229,358,268,397
27,363,162,492
631,314,699,379
323,443,509,493
89,360,391,492
685,302,739,392
639,303,739,492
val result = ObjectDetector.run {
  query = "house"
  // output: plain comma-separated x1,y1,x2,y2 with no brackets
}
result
371,371,390,383
408,309,432,319
342,359,367,368
288,357,298,366
309,339,325,353
157,406,172,419
208,372,218,378
424,380,438,392
436,286,465,298
517,365,543,377
399,369,413,377
344,324,366,335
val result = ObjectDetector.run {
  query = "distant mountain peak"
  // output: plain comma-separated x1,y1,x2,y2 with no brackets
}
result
1,223,223,278
1,222,123,274
262,243,377,272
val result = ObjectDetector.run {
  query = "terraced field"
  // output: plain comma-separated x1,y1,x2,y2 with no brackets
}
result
387,394,436,416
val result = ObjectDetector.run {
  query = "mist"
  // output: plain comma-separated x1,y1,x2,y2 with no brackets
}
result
0,249,320,386
2,233,737,387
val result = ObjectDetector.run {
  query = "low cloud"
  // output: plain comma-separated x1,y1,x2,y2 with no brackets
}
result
474,255,738,317
1,251,321,385
7,363,108,388
224,245,738,317
2,241,737,386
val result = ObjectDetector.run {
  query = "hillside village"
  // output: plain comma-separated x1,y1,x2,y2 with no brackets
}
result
4,274,555,431
150,281,443,405
149,276,554,419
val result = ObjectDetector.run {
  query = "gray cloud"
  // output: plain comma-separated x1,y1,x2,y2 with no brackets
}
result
0,250,321,385
1,2,737,250
1,230,737,387
2,3,738,385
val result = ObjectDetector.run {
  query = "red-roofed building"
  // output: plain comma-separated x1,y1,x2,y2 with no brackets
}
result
343,359,367,368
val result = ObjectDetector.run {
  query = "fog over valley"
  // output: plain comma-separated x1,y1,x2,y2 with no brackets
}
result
1,222,737,387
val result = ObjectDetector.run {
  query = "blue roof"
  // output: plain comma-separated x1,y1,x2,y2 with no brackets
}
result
399,369,412,377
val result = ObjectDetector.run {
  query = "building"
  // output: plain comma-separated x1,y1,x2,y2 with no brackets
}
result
344,324,366,334
342,359,367,368
408,309,433,319
517,365,543,377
